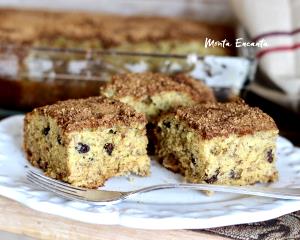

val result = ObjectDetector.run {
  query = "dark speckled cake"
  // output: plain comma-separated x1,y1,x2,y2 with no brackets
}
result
155,101,279,186
24,96,150,188
101,72,215,121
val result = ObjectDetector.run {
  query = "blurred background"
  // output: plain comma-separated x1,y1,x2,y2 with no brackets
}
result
0,0,299,145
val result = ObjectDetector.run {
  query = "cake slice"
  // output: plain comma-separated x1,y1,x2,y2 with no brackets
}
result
155,101,279,185
100,72,215,121
24,96,150,188
101,72,215,153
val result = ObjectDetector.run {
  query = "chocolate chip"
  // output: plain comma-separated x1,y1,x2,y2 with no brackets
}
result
163,121,171,128
267,149,274,163
57,135,62,145
205,175,217,184
229,170,241,179
42,126,50,136
43,161,48,169
191,155,197,165
37,158,48,169
104,143,114,156
205,169,219,184
156,126,162,134
109,129,117,134
147,122,155,130
27,150,32,157
75,143,90,154
142,96,153,104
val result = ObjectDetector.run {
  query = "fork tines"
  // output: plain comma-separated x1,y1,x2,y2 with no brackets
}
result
27,170,86,201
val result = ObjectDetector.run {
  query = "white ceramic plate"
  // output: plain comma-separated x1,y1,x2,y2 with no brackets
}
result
1,115,300,230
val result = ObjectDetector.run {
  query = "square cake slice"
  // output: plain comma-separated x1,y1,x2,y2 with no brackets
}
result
101,73,215,122
24,96,150,188
101,72,215,153
155,101,279,185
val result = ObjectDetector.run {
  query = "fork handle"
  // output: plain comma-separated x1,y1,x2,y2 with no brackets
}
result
127,183,300,200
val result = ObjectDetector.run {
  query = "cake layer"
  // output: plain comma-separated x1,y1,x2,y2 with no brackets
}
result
101,73,215,121
155,102,279,185
24,96,150,188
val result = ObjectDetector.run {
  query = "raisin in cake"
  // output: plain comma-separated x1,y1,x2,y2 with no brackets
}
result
101,73,215,121
24,96,150,188
155,101,279,185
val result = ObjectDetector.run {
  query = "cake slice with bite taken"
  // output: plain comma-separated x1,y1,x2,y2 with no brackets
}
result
24,96,150,188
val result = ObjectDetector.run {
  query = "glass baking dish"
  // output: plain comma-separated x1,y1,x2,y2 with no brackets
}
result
0,1,254,116
0,45,255,113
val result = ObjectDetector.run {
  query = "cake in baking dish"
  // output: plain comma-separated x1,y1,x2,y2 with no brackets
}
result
0,9,235,56
0,9,235,110
154,101,279,185
24,96,150,188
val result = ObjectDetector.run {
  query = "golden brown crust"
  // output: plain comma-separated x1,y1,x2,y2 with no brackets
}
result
102,72,215,103
0,8,235,48
26,96,146,132
170,74,216,103
169,101,278,139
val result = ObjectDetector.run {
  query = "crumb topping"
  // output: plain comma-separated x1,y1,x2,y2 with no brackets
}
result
172,101,278,139
101,73,215,103
29,96,146,132
0,9,234,47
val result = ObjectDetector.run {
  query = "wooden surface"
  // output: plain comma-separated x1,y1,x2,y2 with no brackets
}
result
0,196,229,240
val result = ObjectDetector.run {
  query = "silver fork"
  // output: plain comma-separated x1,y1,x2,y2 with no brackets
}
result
27,170,300,205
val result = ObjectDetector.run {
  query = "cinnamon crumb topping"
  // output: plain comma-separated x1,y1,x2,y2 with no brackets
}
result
28,96,146,132
0,9,234,48
101,72,215,103
173,101,278,139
